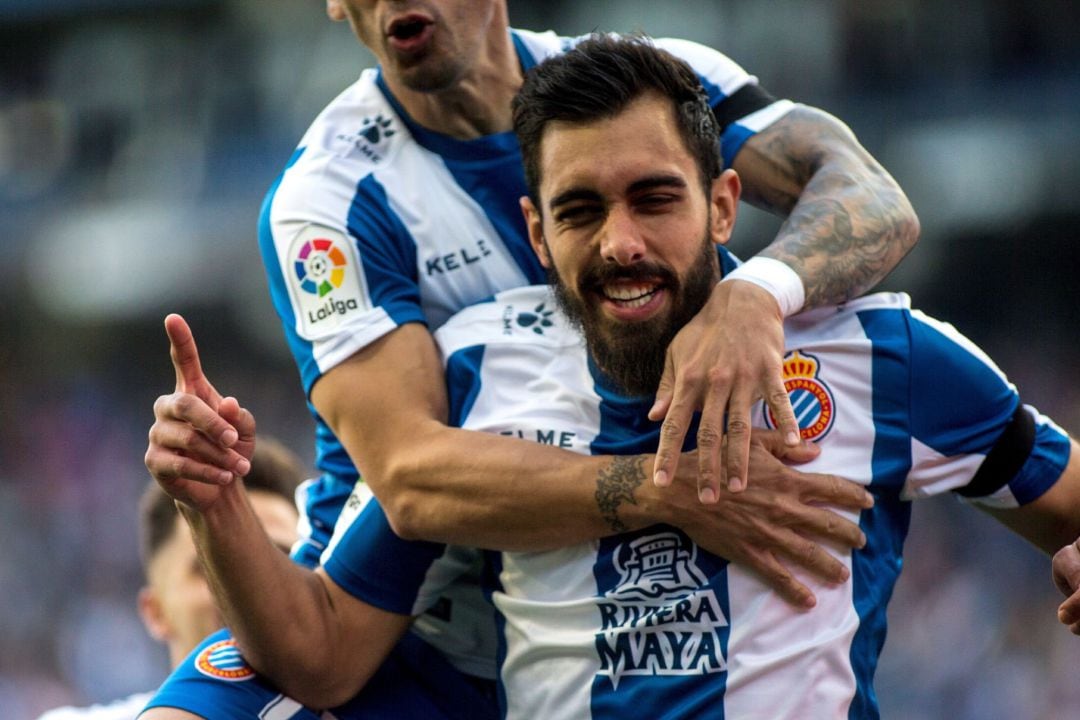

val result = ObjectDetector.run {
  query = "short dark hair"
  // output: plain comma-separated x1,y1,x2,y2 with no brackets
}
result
513,33,721,207
137,436,307,572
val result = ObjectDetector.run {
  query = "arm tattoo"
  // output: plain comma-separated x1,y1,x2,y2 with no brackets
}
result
595,455,647,533
736,105,919,307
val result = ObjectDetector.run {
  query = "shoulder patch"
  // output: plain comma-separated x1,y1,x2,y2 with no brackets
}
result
195,639,256,682
288,224,370,340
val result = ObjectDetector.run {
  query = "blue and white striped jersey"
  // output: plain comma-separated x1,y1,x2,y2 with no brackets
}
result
258,27,792,484
323,284,1070,720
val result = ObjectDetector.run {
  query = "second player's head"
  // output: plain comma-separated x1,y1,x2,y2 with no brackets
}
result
513,34,741,396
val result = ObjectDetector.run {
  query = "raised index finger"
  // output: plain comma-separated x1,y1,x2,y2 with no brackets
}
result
165,313,203,393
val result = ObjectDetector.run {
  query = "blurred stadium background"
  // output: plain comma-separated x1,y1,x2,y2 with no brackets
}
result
1,1,1078,717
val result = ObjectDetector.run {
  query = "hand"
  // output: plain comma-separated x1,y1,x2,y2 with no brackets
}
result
661,429,873,608
650,279,799,499
144,314,255,511
1053,540,1080,635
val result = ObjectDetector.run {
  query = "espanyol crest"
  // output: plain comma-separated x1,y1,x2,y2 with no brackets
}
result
763,350,836,442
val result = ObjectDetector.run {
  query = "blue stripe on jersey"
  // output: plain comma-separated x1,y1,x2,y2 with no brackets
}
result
849,308,915,720
590,527,730,719
348,175,427,328
588,354,688,455
510,30,540,72
1013,420,1071,504
694,73,747,170
717,245,739,276
322,499,446,615
440,150,546,285
446,345,486,428
588,359,728,718
905,314,1018,457
373,73,546,285
719,123,754,170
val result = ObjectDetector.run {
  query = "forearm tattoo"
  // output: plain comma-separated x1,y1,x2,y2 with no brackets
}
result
595,455,647,533
739,106,919,308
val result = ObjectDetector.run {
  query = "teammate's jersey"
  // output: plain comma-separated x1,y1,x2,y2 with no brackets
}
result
38,692,152,720
141,628,497,720
322,284,1071,720
259,27,791,486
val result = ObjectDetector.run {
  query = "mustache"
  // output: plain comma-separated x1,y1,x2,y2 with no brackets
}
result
579,261,678,291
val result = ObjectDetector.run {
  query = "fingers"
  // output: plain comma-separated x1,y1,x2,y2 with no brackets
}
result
776,533,852,586
793,504,867,549
145,441,235,486
750,428,820,464
744,550,817,609
149,408,249,475
1052,542,1080,597
165,314,205,392
146,413,247,484
219,397,256,446
648,352,675,423
154,392,241,450
763,374,800,448
653,391,693,491
801,471,875,511
695,395,726,504
721,388,755,493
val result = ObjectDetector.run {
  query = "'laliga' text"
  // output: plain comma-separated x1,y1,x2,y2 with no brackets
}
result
308,297,360,324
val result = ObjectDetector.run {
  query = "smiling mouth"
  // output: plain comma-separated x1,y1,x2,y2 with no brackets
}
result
601,283,662,309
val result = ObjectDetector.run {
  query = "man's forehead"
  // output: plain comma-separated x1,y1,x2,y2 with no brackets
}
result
537,97,694,204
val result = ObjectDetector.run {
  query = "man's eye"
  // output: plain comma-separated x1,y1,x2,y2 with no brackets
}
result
637,194,677,211
556,205,601,224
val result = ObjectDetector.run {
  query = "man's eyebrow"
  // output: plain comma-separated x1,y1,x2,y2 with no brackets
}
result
626,174,688,194
548,174,688,210
549,188,602,210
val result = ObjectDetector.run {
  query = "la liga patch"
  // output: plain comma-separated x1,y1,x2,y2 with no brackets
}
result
195,638,256,682
288,224,369,340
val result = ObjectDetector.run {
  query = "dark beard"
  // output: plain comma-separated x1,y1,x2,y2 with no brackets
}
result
548,237,719,397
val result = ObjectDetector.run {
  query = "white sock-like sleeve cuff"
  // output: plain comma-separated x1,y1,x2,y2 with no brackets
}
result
720,256,805,317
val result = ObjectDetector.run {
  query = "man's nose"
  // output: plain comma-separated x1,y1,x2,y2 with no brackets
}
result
598,207,646,266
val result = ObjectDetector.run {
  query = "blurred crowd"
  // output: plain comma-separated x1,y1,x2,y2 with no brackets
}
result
1,1,1078,717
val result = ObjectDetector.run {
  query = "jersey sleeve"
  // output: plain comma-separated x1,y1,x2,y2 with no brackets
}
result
259,158,426,398
321,488,468,616
904,309,1070,507
654,37,794,168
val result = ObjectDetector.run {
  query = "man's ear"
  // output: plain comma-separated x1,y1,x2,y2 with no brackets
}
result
327,0,347,22
137,586,171,643
709,169,742,246
520,196,551,268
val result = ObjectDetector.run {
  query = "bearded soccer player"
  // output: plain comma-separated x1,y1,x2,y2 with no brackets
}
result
146,35,1077,720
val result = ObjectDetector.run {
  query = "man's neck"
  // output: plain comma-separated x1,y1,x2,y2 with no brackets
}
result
384,22,522,139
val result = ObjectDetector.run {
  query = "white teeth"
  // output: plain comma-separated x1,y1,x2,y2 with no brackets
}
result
604,284,657,307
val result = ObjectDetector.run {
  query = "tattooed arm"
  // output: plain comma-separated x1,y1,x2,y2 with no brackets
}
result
649,104,919,501
599,440,873,608
736,104,919,306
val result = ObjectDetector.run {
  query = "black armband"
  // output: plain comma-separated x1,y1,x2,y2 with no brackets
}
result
956,403,1035,498
711,84,778,133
